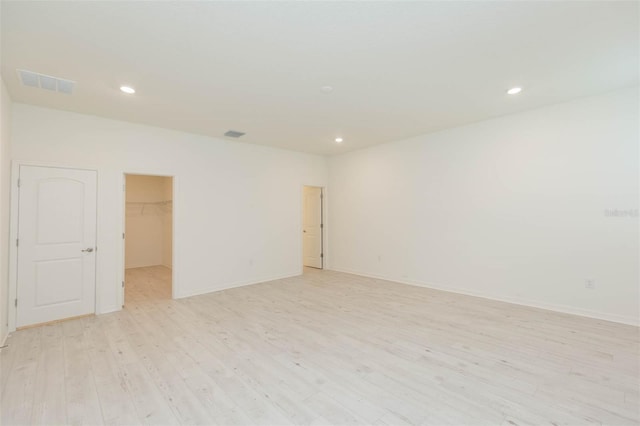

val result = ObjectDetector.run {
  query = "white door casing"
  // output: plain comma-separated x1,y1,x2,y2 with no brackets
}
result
16,166,97,327
303,186,323,268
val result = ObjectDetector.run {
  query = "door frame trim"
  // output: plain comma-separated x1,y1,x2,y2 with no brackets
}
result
120,172,178,307
301,184,327,272
8,160,99,333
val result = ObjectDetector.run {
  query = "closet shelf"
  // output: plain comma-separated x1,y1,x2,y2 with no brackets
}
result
126,200,172,205
126,200,172,215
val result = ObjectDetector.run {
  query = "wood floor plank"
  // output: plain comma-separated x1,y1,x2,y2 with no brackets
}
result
61,320,104,426
0,327,42,425
82,315,141,425
0,265,638,425
30,324,67,425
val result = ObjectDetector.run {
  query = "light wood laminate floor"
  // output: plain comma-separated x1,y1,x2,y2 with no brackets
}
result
1,266,638,425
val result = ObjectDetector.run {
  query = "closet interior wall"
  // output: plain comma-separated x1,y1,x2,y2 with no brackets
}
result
125,175,173,269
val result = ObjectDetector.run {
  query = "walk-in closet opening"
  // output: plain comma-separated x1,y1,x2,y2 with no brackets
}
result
124,174,173,305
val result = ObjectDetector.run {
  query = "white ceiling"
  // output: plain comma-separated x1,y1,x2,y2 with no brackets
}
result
1,1,638,155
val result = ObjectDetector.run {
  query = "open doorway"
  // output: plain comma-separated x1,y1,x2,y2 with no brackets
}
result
302,186,324,269
123,174,173,306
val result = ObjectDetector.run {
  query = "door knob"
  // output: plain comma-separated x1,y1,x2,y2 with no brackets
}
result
82,248,94,253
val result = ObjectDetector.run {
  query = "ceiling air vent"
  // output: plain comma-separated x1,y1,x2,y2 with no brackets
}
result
224,130,245,138
17,69,75,94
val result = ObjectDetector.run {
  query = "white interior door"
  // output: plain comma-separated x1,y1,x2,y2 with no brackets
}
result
16,166,97,328
303,186,323,268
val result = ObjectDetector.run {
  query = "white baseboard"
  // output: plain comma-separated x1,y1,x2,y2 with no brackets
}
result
176,271,302,300
99,270,301,315
328,267,639,327
97,306,122,315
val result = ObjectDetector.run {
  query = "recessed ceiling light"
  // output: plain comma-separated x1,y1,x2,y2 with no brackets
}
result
120,86,135,94
335,137,343,143
507,87,522,95
321,86,334,94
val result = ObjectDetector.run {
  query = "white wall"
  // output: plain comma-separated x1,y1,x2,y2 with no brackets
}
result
329,88,639,325
11,104,327,318
125,175,172,269
0,78,12,342
126,174,170,203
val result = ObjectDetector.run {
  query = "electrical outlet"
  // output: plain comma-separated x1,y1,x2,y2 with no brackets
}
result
585,279,595,290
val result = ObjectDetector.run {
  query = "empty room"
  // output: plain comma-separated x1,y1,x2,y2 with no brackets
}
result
0,1,638,425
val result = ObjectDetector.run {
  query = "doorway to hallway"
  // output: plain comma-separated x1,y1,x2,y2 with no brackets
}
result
302,186,323,269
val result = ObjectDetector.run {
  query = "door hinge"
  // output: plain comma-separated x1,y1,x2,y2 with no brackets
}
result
14,299,17,307
17,179,20,188
122,281,125,288
320,223,324,228
16,239,18,247
321,253,324,258
122,233,125,239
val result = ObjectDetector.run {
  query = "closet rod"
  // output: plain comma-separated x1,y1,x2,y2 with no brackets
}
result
126,200,172,205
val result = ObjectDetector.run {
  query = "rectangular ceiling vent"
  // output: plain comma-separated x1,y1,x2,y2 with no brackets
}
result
17,69,75,94
224,130,245,138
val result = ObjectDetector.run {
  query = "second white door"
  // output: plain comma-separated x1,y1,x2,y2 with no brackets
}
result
16,165,97,328
303,186,323,268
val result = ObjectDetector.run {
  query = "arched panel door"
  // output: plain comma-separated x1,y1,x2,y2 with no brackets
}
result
16,166,97,328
